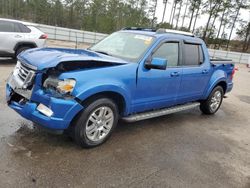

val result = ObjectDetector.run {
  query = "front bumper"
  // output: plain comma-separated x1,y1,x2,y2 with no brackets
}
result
6,84,83,130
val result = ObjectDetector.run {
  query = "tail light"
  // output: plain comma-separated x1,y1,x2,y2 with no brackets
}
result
230,67,236,80
39,34,48,39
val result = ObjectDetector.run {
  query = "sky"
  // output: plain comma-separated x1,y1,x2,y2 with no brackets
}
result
154,0,250,39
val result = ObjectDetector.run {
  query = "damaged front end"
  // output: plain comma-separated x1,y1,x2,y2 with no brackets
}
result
41,60,120,98
6,47,129,131
6,57,125,131
6,60,84,131
7,60,36,104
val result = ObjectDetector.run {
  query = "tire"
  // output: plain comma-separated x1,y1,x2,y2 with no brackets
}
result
72,98,119,148
200,86,224,115
15,46,31,58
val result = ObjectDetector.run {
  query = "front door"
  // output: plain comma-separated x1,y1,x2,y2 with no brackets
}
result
133,41,182,113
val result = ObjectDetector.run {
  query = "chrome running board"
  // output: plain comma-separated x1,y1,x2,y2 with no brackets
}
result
122,102,200,122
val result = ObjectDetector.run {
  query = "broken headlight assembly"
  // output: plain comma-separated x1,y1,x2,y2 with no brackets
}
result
43,77,76,98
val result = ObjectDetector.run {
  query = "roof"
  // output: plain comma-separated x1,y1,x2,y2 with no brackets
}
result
0,18,37,26
121,27,204,44
156,28,194,37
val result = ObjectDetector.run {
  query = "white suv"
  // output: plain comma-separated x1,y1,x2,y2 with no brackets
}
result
0,18,47,58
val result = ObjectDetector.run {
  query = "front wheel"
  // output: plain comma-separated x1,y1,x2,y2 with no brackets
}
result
200,86,224,115
72,98,119,148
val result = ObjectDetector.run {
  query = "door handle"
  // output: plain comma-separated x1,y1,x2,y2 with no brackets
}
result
202,69,209,74
14,35,22,38
170,72,180,77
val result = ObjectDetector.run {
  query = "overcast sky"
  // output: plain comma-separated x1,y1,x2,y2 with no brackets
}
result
154,0,250,39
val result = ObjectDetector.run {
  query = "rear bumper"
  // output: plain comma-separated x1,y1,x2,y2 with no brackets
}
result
226,82,233,93
36,39,46,48
6,84,83,130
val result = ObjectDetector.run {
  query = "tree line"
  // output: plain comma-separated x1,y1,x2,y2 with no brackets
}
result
157,0,250,52
0,0,152,33
0,0,249,52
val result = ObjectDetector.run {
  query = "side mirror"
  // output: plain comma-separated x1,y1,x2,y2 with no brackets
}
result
145,57,167,70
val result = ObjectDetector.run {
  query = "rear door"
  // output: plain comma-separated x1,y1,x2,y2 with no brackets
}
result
177,42,211,103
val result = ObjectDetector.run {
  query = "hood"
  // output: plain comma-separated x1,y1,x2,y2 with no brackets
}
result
18,48,129,71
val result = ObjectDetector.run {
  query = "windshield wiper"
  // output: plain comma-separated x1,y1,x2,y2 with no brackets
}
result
93,50,112,56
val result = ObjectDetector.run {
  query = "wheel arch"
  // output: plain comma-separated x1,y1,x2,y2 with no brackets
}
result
14,42,37,52
74,83,132,116
79,91,127,116
215,81,227,94
203,68,228,99
204,79,227,99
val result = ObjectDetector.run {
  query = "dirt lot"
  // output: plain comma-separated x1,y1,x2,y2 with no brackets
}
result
0,56,250,187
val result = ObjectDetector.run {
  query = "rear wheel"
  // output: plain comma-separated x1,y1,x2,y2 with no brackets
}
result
200,86,224,115
72,98,119,148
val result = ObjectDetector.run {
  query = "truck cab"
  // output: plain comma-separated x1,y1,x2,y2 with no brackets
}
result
6,28,235,148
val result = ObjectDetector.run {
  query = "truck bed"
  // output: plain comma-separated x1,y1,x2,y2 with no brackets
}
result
210,58,234,65
210,58,235,83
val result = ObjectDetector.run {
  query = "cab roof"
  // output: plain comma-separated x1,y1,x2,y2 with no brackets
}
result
120,27,204,44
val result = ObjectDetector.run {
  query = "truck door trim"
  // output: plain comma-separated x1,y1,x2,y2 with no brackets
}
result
145,39,183,68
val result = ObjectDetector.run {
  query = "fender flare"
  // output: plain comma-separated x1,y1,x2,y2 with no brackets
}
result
203,69,228,99
204,76,227,99
14,42,37,52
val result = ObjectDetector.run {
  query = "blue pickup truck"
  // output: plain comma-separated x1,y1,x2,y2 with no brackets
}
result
6,28,235,147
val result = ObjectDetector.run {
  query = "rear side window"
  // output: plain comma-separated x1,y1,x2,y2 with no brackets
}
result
14,23,22,32
0,21,15,32
152,42,179,67
17,23,31,33
183,43,204,66
0,21,31,33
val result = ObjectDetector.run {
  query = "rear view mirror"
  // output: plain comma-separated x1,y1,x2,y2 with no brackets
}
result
145,57,167,70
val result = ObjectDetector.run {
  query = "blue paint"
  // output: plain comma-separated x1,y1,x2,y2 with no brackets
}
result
6,29,234,131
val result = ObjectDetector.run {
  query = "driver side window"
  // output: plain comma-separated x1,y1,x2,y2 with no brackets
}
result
152,42,179,67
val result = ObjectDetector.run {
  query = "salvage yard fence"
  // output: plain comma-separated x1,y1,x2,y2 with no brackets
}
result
36,24,250,64
36,24,107,44
208,49,250,65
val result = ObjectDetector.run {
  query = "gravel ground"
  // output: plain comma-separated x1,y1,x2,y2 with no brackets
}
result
0,53,250,187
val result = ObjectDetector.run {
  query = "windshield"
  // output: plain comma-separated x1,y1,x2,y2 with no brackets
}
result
89,32,155,63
